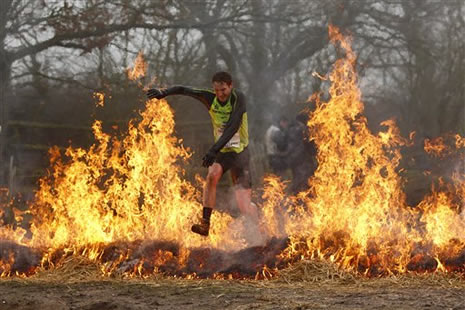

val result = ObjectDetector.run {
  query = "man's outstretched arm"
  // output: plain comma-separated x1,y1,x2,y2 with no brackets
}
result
147,86,215,109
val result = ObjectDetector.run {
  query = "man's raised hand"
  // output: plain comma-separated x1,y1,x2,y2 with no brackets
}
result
147,88,166,100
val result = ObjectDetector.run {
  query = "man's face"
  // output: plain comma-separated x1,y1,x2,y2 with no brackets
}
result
213,81,233,102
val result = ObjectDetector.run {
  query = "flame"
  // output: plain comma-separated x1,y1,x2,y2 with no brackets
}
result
27,101,240,250
0,250,15,276
455,134,465,149
0,52,244,277
127,52,147,81
424,134,465,158
260,25,465,275
424,137,447,157
0,28,464,278
93,92,105,107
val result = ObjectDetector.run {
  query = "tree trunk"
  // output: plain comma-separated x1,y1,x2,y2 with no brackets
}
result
248,0,270,136
0,0,14,185
0,53,11,185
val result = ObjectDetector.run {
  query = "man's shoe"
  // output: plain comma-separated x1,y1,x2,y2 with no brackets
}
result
191,219,210,236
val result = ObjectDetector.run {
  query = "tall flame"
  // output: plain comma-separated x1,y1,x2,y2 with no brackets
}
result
261,25,465,275
0,53,246,277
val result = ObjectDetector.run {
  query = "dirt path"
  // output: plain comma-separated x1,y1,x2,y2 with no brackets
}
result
0,276,464,310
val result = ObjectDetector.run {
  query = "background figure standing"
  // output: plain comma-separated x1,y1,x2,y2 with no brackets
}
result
264,115,289,177
286,112,318,195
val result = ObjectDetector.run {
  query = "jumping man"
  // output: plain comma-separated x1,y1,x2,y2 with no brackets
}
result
147,72,258,236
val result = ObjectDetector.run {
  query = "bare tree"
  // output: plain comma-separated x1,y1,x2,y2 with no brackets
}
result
0,0,255,184
350,0,464,137
2,0,464,188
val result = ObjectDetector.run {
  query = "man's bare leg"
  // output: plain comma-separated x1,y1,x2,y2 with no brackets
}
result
234,186,258,220
192,163,223,236
203,163,223,208
234,186,264,245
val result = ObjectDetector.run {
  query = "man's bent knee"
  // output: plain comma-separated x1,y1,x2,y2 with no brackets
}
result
206,164,222,185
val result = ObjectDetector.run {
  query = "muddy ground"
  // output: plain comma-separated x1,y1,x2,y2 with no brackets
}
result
0,273,464,310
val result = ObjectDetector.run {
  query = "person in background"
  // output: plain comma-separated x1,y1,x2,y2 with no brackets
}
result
286,112,318,195
264,115,289,177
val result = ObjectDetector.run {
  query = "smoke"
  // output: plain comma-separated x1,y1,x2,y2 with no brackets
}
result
223,214,268,248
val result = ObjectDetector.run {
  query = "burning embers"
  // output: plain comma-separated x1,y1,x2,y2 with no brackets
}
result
0,241,40,276
0,26,464,279
0,239,289,279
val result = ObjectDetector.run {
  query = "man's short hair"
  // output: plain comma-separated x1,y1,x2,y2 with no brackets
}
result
212,71,232,85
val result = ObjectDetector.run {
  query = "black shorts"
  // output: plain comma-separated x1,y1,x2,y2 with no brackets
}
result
215,147,252,189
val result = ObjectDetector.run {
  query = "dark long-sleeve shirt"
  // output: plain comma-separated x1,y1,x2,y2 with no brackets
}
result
162,86,248,153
